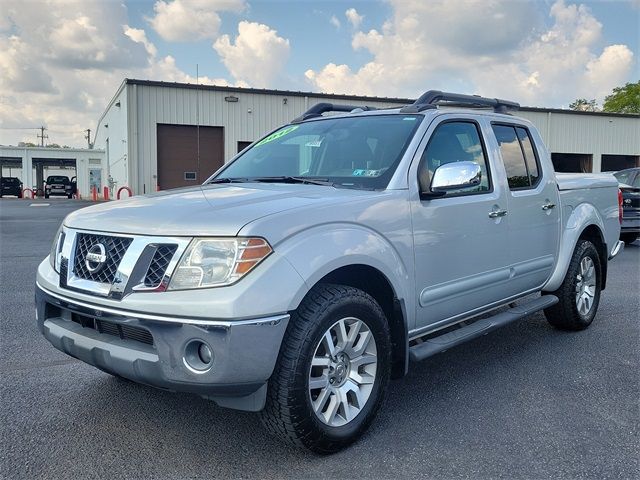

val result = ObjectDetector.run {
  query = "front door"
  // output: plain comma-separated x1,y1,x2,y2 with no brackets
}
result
409,117,511,332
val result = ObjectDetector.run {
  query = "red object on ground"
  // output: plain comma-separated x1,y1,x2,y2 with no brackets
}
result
117,186,133,200
103,186,109,200
92,186,97,201
22,188,34,199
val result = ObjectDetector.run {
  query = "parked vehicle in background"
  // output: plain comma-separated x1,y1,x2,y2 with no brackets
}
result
613,167,640,244
36,91,624,453
45,175,73,199
0,177,23,198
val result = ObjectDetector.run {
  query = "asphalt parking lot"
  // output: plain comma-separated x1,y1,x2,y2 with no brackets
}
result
1,198,638,479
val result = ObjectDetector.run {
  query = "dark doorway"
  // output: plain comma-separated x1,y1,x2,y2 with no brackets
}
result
551,153,593,173
157,124,224,190
237,141,252,154
601,154,640,172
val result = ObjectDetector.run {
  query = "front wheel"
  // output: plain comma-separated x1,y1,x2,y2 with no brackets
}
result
544,239,601,331
260,283,391,454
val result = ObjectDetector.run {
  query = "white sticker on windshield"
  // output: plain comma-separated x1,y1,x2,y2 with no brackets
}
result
305,139,323,147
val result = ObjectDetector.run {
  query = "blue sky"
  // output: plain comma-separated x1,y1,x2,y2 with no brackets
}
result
124,0,639,89
1,0,638,147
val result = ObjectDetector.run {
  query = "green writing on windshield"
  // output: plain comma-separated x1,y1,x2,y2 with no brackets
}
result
254,125,299,147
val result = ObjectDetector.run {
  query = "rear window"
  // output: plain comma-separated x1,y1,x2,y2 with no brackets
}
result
2,178,20,185
614,170,637,187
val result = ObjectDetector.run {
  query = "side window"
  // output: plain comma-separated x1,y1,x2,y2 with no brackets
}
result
419,121,491,195
516,127,540,186
492,124,540,190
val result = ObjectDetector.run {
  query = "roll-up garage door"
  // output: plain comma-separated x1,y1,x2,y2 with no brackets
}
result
157,124,224,190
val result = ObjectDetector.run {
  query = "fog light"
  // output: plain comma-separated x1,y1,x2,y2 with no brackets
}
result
198,343,213,364
183,340,214,373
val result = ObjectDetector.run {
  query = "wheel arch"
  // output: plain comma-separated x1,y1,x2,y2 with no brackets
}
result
300,264,408,380
578,224,608,290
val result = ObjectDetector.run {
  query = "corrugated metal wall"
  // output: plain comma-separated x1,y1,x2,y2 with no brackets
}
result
127,84,406,193
517,110,640,172
118,83,639,194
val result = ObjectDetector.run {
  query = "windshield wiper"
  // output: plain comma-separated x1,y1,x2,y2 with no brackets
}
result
207,177,251,184
251,176,334,186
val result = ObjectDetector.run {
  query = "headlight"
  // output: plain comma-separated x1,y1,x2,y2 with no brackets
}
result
168,237,272,290
49,225,65,273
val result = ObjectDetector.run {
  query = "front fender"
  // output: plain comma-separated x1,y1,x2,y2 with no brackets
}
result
544,202,606,292
276,224,415,330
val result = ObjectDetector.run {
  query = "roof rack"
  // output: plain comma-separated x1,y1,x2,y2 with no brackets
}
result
291,103,377,123
400,90,520,114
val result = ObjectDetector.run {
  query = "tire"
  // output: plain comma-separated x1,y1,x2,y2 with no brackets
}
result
67,193,73,199
260,283,391,454
620,233,638,244
544,239,601,331
44,193,49,199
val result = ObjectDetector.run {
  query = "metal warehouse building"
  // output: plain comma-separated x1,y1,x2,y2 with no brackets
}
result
94,79,640,195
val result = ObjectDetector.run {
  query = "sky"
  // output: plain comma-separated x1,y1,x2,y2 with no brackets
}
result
1,0,638,147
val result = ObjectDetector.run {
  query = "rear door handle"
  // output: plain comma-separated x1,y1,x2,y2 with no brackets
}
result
542,203,556,210
488,209,508,218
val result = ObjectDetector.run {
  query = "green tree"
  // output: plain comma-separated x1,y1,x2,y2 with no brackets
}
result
603,81,640,114
569,98,598,111
17,141,37,147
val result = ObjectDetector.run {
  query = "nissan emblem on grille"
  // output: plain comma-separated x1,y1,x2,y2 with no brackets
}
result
85,243,107,273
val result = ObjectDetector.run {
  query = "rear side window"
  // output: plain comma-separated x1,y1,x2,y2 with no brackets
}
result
492,124,541,190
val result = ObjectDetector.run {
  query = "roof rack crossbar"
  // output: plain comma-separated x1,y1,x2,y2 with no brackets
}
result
400,90,520,114
291,102,376,123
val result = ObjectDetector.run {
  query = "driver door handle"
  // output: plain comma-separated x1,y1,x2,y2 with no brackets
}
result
488,209,508,218
542,202,556,210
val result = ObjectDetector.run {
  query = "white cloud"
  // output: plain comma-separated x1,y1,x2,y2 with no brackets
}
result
213,21,290,87
330,15,341,29
345,8,363,29
0,0,235,147
149,0,245,42
306,0,635,106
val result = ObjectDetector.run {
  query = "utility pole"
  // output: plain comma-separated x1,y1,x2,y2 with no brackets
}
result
37,126,48,147
84,128,91,148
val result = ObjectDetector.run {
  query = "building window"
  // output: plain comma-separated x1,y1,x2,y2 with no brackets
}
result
601,155,640,172
184,171,197,181
551,153,593,173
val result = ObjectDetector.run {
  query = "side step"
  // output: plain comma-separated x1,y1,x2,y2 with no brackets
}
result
409,295,558,362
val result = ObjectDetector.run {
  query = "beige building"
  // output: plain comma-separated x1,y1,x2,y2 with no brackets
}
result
93,79,640,195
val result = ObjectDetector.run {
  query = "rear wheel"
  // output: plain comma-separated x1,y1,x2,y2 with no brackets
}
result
620,233,638,244
544,239,601,331
260,283,391,454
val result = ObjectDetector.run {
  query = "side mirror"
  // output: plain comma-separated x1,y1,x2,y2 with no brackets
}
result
422,161,481,198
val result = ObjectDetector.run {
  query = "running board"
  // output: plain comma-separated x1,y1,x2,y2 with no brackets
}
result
409,295,559,362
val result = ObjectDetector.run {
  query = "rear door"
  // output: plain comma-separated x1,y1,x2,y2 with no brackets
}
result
490,123,561,294
409,115,512,330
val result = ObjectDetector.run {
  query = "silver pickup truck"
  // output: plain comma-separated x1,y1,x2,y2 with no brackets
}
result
36,91,624,453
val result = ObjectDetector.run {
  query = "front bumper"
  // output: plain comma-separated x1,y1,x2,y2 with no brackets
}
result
36,283,289,411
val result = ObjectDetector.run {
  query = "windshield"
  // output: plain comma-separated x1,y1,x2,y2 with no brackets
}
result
47,176,69,184
2,178,20,184
211,114,422,189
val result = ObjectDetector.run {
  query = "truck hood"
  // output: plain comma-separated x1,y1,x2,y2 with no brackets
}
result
64,184,370,236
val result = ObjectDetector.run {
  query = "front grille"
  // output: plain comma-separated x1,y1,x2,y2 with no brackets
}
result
71,314,154,346
73,233,132,284
144,245,178,288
